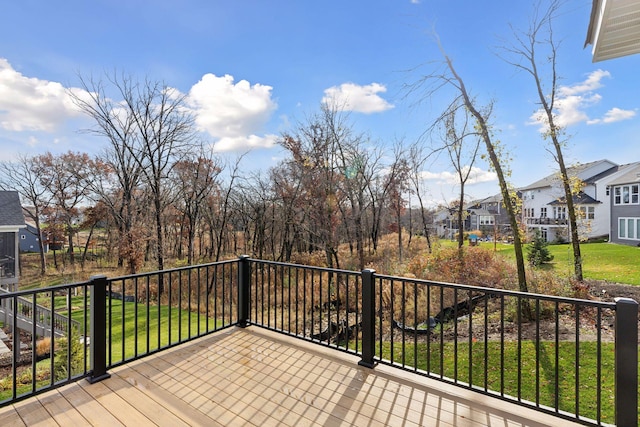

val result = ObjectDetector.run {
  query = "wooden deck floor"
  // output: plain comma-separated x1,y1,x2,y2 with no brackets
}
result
0,326,584,426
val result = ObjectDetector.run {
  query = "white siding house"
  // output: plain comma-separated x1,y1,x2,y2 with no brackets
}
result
520,160,619,242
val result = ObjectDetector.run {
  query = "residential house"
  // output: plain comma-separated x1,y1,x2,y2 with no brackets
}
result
608,162,640,245
0,191,26,290
520,159,620,242
433,193,514,241
466,194,514,239
19,222,48,253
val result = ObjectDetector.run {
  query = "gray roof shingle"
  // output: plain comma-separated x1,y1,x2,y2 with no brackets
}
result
0,191,26,227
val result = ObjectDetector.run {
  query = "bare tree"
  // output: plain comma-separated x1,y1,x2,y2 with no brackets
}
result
70,77,146,273
499,0,583,281
409,40,528,293
385,144,410,263
172,146,221,264
406,143,434,253
279,107,347,269
439,100,482,249
72,74,196,290
203,155,245,262
36,152,92,266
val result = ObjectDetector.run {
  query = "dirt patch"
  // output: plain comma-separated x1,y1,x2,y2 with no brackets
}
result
586,279,640,303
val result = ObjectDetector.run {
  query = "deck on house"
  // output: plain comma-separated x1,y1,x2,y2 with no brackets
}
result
0,326,584,427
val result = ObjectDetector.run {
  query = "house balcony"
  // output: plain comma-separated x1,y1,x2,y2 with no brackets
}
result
525,218,569,226
0,258,637,426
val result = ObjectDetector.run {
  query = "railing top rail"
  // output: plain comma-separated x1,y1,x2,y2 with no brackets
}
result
249,258,361,276
108,258,239,282
374,272,618,309
0,280,90,299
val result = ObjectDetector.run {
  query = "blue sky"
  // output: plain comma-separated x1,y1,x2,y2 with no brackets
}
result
1,0,639,206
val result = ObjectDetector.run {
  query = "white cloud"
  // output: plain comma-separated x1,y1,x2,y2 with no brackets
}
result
322,82,394,114
212,133,278,152
187,73,277,151
587,107,636,125
529,69,634,130
0,59,278,153
420,166,497,185
558,69,610,96
0,58,82,132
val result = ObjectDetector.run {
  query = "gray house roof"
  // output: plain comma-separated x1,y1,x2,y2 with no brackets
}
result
0,191,26,227
547,191,601,206
607,163,640,186
519,159,617,191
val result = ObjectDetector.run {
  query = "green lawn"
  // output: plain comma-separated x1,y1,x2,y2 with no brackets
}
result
483,241,640,285
104,299,223,365
1,298,224,402
380,340,628,425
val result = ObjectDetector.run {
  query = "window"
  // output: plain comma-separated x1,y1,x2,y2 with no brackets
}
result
541,228,548,241
20,235,26,240
578,206,595,220
540,207,547,218
553,206,567,219
479,215,494,226
618,217,640,240
614,184,640,205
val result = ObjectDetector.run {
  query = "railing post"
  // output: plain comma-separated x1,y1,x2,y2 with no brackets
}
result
87,275,111,383
615,297,638,427
237,255,251,328
359,269,376,368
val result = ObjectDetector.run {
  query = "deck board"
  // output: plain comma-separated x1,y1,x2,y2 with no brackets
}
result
0,326,586,426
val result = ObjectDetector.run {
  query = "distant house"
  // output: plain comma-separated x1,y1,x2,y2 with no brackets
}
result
608,163,640,246
433,193,514,241
467,193,514,238
0,191,26,290
520,159,621,242
19,223,48,253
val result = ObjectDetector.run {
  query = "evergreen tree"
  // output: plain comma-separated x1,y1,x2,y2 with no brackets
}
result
527,231,554,267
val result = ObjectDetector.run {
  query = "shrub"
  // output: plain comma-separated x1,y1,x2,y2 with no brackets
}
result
527,230,554,267
36,337,51,358
53,328,85,382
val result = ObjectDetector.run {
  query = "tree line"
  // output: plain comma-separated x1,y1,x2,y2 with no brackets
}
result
0,78,436,279
0,1,585,295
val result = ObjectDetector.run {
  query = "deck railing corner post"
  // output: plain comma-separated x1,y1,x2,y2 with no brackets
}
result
87,274,111,383
238,255,251,328
614,297,638,427
359,268,376,368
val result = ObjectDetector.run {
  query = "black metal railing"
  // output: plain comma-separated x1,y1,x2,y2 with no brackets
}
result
244,259,638,427
99,260,238,370
0,259,238,406
247,259,363,355
526,217,569,226
0,281,91,403
0,256,637,426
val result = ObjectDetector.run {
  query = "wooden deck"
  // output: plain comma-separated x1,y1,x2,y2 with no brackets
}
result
0,326,584,426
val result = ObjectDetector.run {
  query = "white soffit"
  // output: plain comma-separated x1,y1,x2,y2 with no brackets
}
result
586,0,640,62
